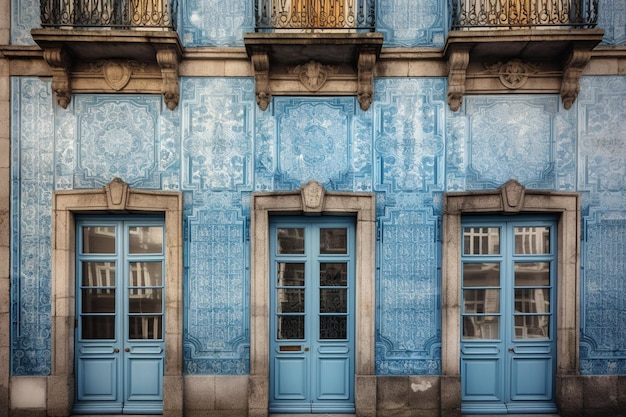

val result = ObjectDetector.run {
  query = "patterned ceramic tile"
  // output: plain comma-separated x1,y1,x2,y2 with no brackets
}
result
377,0,445,47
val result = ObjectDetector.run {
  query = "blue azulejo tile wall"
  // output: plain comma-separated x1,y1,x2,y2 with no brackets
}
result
10,76,626,377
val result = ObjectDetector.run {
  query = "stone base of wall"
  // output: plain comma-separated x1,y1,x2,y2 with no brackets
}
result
5,374,626,417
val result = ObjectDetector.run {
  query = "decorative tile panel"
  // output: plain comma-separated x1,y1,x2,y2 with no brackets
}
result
463,96,561,190
181,78,254,374
10,78,54,375
598,0,626,45
73,96,163,189
377,0,445,47
10,0,39,45
181,0,253,46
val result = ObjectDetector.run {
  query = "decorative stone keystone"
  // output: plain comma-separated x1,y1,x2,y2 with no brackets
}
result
301,180,325,214
105,177,130,210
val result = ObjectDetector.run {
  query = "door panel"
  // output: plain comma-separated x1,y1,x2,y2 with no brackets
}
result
270,217,355,413
75,217,165,415
461,218,557,414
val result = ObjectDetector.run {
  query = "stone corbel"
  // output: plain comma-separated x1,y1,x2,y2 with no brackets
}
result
357,48,377,111
156,48,181,110
43,47,73,109
560,48,592,110
251,50,271,111
447,47,470,112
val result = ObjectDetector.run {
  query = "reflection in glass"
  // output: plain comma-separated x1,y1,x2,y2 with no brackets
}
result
277,289,305,313
277,316,304,339
463,263,500,287
320,228,348,254
277,263,305,286
129,226,163,254
82,262,116,287
320,263,347,286
128,289,163,313
514,262,550,286
320,316,347,339
462,316,500,339
82,289,116,313
81,316,115,339
515,289,550,313
82,226,116,254
278,228,305,254
515,227,550,254
129,262,163,287
129,316,162,339
463,227,500,255
463,289,500,314
320,289,347,313
515,315,550,339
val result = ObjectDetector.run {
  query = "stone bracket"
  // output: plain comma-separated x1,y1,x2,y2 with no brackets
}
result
443,29,604,111
32,28,183,110
244,33,384,111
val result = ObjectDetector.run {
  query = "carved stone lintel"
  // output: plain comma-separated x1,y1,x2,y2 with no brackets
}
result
251,51,271,111
105,177,130,210
357,50,376,111
156,48,180,110
447,48,470,112
43,47,73,109
500,179,526,213
301,180,325,214
560,48,592,110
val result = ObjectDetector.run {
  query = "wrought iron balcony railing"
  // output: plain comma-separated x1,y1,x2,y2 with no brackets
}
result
40,0,178,29
449,0,598,29
254,0,376,31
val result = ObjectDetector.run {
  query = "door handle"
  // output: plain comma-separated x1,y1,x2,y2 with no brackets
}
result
304,347,310,352
508,348,515,353
113,348,120,353
125,347,131,352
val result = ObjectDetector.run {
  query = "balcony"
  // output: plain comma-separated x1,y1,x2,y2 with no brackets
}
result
32,0,182,109
245,0,383,111
444,0,604,110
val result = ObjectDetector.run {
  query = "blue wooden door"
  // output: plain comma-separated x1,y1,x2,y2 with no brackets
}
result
74,217,165,414
269,217,356,414
461,217,557,414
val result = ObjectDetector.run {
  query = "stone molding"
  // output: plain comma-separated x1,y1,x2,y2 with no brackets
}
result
442,180,580,409
51,179,184,417
250,183,376,417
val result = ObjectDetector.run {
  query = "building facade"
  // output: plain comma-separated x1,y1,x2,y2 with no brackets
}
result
0,0,625,416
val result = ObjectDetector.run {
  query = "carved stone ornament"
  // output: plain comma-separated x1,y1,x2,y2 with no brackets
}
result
561,48,592,110
447,47,470,112
251,51,272,111
301,180,325,214
500,179,526,213
485,59,541,90
357,49,377,111
290,61,337,92
43,47,72,109
105,177,130,210
156,48,181,110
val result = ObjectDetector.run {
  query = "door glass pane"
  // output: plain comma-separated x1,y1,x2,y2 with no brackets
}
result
514,262,550,286
320,228,348,254
515,315,550,339
463,263,500,287
129,316,162,339
320,289,347,313
128,289,163,313
278,228,305,254
463,316,500,339
515,288,550,313
463,289,500,313
81,316,115,339
129,261,163,287
277,263,305,286
277,289,305,313
277,316,304,339
82,288,116,313
514,226,550,254
82,226,116,253
320,316,347,339
463,227,500,254
82,261,116,286
320,262,347,286
129,226,163,254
